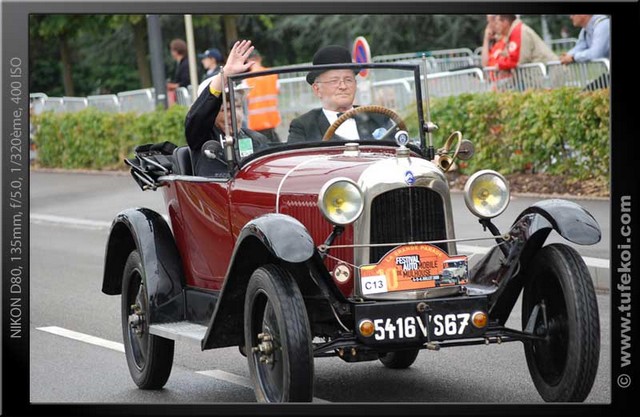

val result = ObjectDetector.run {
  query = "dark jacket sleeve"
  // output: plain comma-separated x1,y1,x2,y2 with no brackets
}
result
184,88,223,152
287,115,308,143
175,58,191,87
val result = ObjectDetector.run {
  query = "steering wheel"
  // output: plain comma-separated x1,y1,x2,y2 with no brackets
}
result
322,105,407,142
438,131,463,172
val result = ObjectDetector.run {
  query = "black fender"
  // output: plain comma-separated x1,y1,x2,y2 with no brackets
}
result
202,213,315,350
102,208,185,324
469,199,601,324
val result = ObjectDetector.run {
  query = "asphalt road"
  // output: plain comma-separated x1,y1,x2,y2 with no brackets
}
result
28,170,611,407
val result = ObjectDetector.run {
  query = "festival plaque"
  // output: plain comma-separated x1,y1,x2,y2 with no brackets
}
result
359,244,468,295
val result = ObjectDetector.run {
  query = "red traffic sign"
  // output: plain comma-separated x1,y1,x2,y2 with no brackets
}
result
352,36,371,78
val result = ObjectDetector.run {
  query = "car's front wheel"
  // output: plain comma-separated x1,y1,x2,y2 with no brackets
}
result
521,244,600,402
121,250,174,389
244,265,314,402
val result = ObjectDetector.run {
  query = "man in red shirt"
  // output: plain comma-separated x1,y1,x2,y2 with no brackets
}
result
493,15,557,70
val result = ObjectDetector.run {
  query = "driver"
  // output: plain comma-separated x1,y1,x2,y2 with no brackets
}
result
185,40,268,176
288,45,392,143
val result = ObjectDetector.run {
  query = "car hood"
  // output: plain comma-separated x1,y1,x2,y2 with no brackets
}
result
237,145,431,202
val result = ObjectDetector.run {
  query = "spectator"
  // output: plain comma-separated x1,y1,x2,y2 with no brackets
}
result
198,47,223,81
167,39,190,105
185,40,269,176
288,45,392,143
244,49,282,143
560,15,610,64
493,15,558,70
481,15,504,67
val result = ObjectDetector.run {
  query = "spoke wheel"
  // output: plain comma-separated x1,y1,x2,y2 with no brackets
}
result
121,250,174,389
244,265,314,402
522,244,600,402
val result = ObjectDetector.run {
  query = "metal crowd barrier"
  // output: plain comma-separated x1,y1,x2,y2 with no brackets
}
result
483,63,548,92
118,88,155,113
62,97,88,112
87,94,120,112
547,38,578,54
546,59,610,90
30,55,609,119
176,86,195,106
426,68,487,97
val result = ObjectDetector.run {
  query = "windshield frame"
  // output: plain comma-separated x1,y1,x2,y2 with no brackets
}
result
226,62,427,168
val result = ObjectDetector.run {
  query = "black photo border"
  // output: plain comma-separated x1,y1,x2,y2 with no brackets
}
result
2,1,638,416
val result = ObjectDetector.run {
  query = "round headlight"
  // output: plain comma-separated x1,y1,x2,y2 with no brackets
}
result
318,178,364,226
464,170,510,219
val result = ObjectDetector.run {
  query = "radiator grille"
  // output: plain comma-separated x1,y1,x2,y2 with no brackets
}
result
370,187,447,262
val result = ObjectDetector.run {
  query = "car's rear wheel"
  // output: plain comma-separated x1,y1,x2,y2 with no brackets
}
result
521,244,600,402
244,265,314,402
379,348,420,369
121,250,174,389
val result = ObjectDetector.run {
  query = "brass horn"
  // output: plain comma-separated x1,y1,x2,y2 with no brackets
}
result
437,153,454,172
437,131,463,172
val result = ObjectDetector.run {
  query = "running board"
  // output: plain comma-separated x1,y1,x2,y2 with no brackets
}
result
149,321,207,344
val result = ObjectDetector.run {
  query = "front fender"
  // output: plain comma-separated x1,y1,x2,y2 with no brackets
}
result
469,199,601,324
102,208,185,324
201,213,315,350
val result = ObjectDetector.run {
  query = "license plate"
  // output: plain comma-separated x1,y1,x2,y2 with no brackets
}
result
354,296,487,344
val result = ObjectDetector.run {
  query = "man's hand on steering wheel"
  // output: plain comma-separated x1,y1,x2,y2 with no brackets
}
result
322,105,407,142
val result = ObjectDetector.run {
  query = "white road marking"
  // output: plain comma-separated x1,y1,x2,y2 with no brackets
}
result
197,370,331,402
36,326,330,401
30,213,172,230
30,214,111,230
457,243,609,269
31,213,610,270
37,326,125,353
197,370,253,388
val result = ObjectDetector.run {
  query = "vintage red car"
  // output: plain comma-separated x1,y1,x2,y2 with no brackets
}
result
102,62,601,402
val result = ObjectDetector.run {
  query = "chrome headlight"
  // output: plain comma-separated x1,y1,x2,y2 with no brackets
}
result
464,170,510,219
318,178,364,226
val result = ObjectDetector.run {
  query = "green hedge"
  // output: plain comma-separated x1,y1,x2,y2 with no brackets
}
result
34,88,609,183
34,105,188,170
422,87,610,180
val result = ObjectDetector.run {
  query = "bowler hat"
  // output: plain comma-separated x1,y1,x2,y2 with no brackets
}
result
198,47,223,62
306,45,358,85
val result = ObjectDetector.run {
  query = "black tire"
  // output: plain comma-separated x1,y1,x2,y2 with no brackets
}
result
244,265,314,402
521,244,600,402
379,348,420,369
121,250,175,389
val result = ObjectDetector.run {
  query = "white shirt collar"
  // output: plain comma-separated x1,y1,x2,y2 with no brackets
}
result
322,108,359,140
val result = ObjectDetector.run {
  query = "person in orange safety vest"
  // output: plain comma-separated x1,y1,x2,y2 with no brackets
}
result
244,49,282,143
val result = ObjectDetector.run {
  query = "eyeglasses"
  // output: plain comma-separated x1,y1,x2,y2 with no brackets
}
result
315,77,357,87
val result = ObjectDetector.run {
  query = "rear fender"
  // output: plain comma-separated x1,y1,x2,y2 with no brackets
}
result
469,199,601,324
201,213,315,350
102,208,185,323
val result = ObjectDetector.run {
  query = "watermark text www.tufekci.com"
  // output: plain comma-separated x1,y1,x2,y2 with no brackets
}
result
617,195,632,389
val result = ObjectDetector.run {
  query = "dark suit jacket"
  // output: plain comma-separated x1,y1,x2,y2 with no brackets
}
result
288,107,392,143
185,89,268,176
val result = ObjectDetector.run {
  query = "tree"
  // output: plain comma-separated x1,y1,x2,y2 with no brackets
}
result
106,16,152,88
30,15,93,96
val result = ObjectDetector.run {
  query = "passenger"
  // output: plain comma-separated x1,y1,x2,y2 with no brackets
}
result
185,40,269,177
245,49,282,143
288,45,392,143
